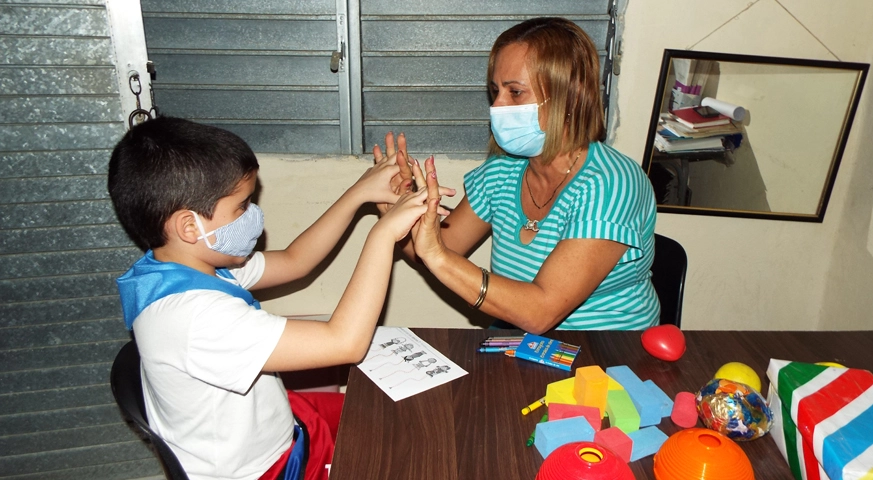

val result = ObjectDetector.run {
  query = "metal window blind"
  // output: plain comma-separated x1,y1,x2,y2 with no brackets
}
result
143,0,614,156
0,1,157,478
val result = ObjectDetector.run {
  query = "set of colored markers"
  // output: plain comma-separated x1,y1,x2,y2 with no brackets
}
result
477,335,525,354
478,334,581,372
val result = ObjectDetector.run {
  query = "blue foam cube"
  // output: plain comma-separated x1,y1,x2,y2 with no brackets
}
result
628,426,669,461
534,416,596,459
643,379,674,418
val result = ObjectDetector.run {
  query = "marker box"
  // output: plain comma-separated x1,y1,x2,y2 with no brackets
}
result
512,334,581,372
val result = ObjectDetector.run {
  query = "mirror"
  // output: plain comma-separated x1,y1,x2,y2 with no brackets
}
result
641,50,868,222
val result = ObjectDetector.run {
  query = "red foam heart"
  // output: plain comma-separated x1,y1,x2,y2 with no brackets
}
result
641,324,686,361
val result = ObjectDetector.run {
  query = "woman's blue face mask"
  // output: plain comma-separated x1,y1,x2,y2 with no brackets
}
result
489,101,546,158
191,203,264,258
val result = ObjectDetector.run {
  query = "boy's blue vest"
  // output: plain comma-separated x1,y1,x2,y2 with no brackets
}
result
116,250,260,330
115,253,305,479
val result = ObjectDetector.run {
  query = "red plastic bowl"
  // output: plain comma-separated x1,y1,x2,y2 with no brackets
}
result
537,442,634,480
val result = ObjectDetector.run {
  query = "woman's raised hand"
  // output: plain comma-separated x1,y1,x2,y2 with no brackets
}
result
410,156,451,265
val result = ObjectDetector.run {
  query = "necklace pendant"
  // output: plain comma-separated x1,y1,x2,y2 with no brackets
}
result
522,219,539,232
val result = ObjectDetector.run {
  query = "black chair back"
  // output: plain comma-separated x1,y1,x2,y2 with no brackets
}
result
110,341,190,480
651,234,688,328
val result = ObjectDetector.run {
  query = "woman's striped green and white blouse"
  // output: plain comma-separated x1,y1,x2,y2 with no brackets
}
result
464,141,659,330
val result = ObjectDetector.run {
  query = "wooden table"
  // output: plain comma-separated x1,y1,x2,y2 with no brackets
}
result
330,329,873,480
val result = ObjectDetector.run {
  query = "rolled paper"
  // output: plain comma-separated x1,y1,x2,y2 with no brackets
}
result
701,97,746,121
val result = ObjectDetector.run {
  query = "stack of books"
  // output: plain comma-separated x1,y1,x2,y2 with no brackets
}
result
654,109,743,154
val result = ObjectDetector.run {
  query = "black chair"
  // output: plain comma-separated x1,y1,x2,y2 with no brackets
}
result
111,340,190,480
651,234,688,328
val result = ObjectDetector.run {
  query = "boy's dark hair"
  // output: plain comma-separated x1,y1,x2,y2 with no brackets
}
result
108,117,259,251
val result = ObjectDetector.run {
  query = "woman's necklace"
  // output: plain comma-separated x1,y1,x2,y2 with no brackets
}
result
522,149,583,233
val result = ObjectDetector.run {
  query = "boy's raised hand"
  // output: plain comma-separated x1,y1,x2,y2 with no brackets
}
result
373,132,414,214
350,148,408,206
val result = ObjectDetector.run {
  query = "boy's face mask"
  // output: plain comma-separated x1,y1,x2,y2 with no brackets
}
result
489,101,547,158
191,203,264,258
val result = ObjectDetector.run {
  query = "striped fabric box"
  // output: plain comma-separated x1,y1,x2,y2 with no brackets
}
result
766,359,873,480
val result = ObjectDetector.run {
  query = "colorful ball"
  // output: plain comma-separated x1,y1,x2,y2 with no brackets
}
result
696,378,772,441
713,362,761,392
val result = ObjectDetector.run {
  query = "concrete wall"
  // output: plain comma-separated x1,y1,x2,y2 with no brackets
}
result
256,0,873,331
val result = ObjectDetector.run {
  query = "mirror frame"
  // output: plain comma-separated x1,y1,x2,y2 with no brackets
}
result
641,49,869,222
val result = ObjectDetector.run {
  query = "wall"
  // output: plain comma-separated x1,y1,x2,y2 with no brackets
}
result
611,0,873,330
257,155,490,329
716,63,858,214
258,0,873,332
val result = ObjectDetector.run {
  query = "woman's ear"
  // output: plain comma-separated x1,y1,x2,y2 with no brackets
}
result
170,210,201,245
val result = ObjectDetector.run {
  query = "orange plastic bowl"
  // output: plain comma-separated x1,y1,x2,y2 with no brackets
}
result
653,428,754,480
537,442,634,480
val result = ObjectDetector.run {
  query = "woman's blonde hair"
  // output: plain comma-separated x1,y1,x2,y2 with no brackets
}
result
487,17,606,163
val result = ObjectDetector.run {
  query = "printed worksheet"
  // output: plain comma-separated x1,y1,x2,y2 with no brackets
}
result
359,327,467,402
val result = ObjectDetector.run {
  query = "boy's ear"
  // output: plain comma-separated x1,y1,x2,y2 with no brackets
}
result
171,210,201,245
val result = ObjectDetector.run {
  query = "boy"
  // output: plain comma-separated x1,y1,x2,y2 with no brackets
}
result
107,117,442,480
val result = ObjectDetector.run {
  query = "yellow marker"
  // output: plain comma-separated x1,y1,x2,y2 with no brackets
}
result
521,397,546,415
816,362,846,368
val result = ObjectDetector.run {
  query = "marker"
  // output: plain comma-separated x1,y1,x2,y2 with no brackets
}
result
478,346,516,353
504,350,516,357
480,340,522,346
521,397,547,415
526,413,549,446
483,337,523,344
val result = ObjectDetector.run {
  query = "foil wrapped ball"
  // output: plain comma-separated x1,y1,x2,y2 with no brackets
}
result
696,378,772,441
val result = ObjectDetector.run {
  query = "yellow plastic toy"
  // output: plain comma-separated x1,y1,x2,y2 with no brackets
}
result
713,362,761,392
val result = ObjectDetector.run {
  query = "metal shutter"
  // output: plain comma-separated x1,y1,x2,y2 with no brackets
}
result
0,1,156,478
141,0,349,154
360,0,612,157
142,0,614,156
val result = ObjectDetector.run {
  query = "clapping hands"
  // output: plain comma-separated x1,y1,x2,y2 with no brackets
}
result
372,133,455,245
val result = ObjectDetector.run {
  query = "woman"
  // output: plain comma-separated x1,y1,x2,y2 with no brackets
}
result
380,17,658,333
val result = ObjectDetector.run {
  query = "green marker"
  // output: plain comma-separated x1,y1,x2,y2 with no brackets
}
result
526,413,549,447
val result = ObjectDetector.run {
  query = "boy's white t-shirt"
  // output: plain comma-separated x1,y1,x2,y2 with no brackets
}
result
132,252,294,480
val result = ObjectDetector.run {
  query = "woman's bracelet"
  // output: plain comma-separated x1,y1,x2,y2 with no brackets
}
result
471,267,490,309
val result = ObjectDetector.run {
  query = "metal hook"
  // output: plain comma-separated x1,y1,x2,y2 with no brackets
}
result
129,109,152,128
128,73,142,96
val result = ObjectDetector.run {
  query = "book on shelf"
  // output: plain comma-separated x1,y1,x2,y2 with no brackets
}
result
671,107,731,129
659,116,740,139
655,133,725,153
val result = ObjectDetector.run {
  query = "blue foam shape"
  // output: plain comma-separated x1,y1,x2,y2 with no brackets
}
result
643,379,674,418
627,426,669,461
534,416,596,459
606,366,661,427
